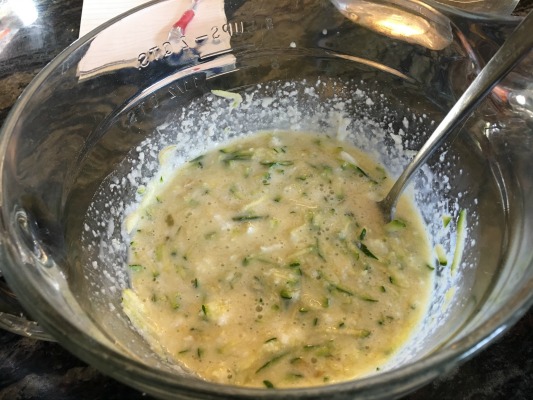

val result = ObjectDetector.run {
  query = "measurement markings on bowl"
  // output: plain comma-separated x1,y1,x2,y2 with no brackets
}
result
137,17,276,69
137,42,174,69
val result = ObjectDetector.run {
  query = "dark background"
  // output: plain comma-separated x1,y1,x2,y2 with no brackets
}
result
0,1,532,399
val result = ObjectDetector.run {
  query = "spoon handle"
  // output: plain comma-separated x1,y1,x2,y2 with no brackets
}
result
380,11,533,220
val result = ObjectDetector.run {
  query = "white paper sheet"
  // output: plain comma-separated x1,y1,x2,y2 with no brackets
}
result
77,0,232,80
79,0,152,37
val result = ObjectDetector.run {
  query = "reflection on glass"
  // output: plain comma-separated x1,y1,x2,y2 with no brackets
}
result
434,0,519,15
331,0,452,50
374,13,429,37
0,0,38,53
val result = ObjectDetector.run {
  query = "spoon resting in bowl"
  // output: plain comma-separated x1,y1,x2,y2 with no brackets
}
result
379,10,533,221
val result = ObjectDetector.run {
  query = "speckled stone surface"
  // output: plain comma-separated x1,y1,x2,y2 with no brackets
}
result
0,1,532,399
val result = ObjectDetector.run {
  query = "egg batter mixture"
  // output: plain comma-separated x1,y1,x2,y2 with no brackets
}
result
122,131,433,388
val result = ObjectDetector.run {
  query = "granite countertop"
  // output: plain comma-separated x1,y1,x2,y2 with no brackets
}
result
0,0,532,399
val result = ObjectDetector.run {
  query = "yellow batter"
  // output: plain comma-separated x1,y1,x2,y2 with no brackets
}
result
122,131,433,388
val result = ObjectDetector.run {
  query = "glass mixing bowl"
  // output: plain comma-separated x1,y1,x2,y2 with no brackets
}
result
0,0,532,398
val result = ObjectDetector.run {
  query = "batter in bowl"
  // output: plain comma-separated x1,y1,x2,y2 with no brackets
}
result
122,130,433,388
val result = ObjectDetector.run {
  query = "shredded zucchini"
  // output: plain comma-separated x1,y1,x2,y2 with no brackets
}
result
450,209,467,275
211,89,243,108
435,244,448,266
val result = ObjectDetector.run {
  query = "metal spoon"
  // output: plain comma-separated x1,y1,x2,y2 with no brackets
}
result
379,11,533,220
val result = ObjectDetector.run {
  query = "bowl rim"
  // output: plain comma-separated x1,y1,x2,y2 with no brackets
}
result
0,0,531,397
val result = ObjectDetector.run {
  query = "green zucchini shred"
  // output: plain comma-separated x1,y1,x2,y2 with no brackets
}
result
263,380,275,388
385,219,407,232
359,243,379,260
128,264,143,272
232,214,268,222
256,352,288,374
435,244,448,266
451,209,467,275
